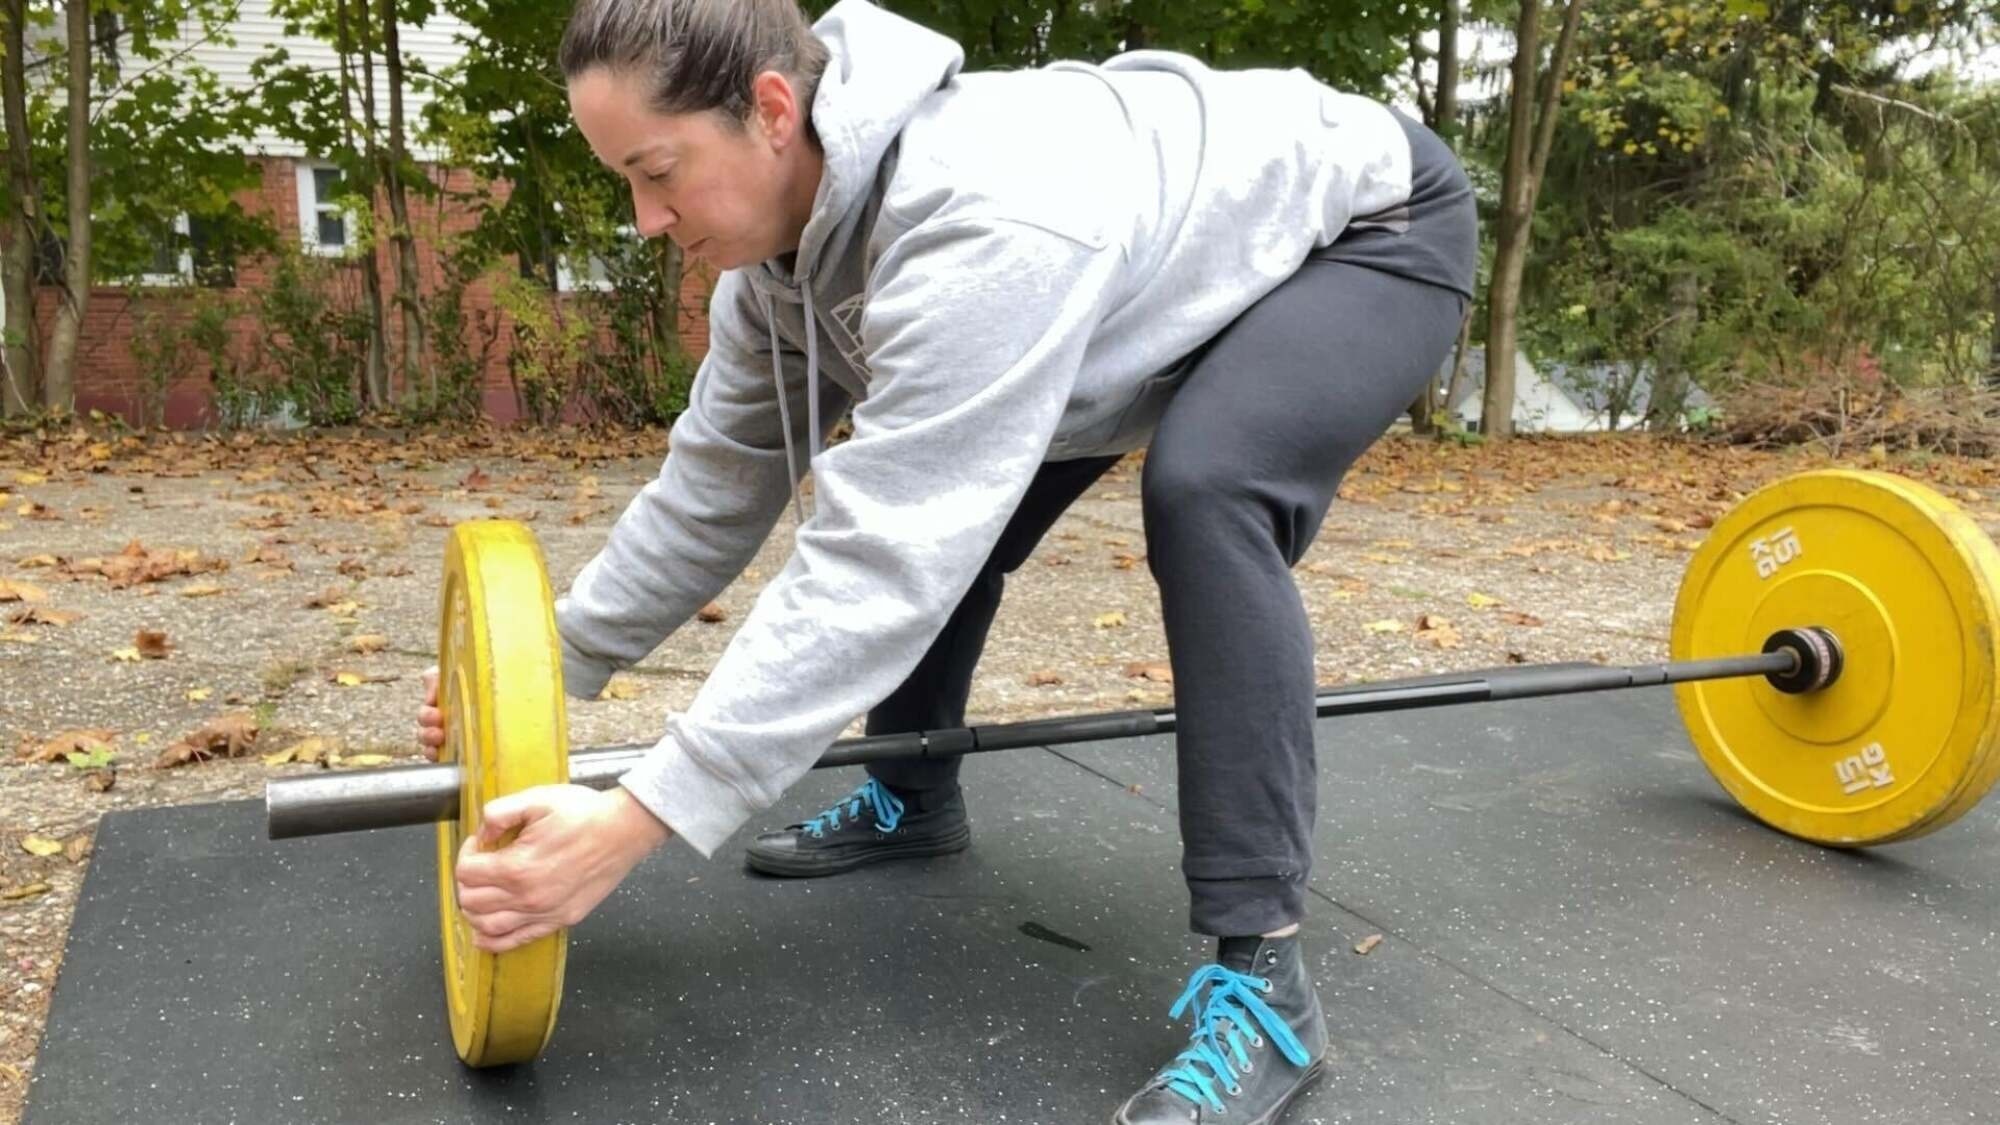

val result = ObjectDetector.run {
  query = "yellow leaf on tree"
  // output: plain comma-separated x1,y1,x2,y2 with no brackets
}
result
21,835,63,857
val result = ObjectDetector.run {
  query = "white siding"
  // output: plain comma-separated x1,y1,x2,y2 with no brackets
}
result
70,0,481,162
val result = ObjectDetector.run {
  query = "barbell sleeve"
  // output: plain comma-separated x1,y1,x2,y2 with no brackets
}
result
265,646,1802,841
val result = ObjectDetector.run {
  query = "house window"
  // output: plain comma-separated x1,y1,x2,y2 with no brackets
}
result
297,162,356,255
555,225,638,293
131,215,235,288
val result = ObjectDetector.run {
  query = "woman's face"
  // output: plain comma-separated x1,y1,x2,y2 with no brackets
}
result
569,65,816,271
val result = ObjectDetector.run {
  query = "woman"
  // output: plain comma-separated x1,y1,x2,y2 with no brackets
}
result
421,0,1476,1119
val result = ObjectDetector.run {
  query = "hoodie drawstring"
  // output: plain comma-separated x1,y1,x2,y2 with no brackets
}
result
760,288,824,525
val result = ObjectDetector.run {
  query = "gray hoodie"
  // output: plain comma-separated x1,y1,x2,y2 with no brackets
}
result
554,0,1415,857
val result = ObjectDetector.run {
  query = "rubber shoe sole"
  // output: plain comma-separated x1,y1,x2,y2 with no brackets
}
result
1112,1055,1326,1125
744,822,973,878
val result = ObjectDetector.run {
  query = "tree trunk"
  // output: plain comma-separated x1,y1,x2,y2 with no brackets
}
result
335,0,388,409
379,0,424,402
1436,0,1461,146
1481,0,1585,439
1988,266,2000,391
650,235,683,358
0,0,41,417
1645,271,1699,430
41,0,91,416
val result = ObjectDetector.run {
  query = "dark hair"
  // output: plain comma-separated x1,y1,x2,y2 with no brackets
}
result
559,0,829,130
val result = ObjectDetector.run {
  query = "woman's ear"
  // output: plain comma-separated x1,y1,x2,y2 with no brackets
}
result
749,69,803,150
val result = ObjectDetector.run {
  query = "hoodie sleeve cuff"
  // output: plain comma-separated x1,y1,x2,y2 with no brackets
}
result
560,635,619,702
615,736,758,859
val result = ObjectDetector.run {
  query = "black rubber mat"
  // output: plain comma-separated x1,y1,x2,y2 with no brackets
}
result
24,688,1997,1123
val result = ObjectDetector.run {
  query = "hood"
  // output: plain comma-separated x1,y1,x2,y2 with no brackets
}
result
745,0,964,521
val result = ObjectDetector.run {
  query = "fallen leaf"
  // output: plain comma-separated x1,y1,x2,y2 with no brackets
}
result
17,553,57,568
0,882,51,901
21,835,63,857
110,646,141,663
1110,552,1142,570
461,466,492,491
1123,660,1175,683
13,471,46,485
1353,934,1384,956
1093,611,1127,629
600,676,642,701
697,602,727,623
1587,544,1632,563
331,672,365,687
155,712,260,767
185,688,212,702
83,769,116,793
18,729,116,764
9,606,81,626
264,737,333,766
64,837,92,863
347,634,389,654
0,579,48,603
337,754,394,769
1026,670,1063,687
1465,592,1503,609
1501,611,1544,627
135,630,172,659
1363,619,1406,634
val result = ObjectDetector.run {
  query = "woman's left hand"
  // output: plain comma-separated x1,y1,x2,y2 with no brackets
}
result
454,784,674,953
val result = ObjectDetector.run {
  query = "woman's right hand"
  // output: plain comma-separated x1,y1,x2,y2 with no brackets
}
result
418,665,446,761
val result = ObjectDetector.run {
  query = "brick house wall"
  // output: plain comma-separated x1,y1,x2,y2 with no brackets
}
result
30,157,718,429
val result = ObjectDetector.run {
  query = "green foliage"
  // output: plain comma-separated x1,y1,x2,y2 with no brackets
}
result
238,244,369,427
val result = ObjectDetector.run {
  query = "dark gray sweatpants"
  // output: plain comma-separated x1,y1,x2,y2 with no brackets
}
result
867,114,1476,937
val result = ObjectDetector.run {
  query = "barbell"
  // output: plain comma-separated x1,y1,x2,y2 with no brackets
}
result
263,467,2000,1068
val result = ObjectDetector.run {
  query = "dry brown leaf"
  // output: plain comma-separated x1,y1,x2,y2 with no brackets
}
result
336,558,369,579
83,769,116,792
696,602,727,623
600,676,642,701
1110,553,1142,570
1123,660,1175,683
1353,934,1384,956
17,729,116,764
0,579,48,603
155,711,260,768
264,737,333,766
63,836,92,863
302,586,349,609
461,466,493,491
1501,611,1544,628
336,753,395,769
135,630,172,659
17,553,58,568
1026,671,1063,687
347,634,389,654
10,606,81,626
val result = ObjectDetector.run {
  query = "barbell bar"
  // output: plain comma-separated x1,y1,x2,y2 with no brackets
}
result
267,646,1815,841
264,467,2000,1068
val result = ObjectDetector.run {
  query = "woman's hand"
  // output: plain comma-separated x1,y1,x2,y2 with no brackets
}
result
453,784,674,953
418,666,445,760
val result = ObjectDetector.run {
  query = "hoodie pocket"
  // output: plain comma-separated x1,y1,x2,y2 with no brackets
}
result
1052,362,1195,458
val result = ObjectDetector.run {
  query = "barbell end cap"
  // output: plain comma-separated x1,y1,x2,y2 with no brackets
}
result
1762,627,1843,695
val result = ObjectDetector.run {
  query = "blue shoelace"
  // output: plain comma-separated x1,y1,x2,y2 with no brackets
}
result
802,777,905,838
1157,963,1312,1114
